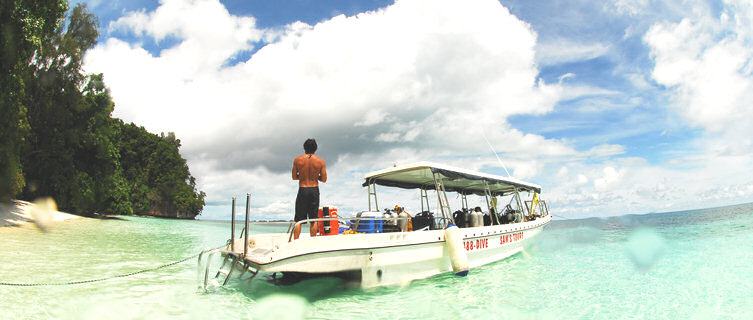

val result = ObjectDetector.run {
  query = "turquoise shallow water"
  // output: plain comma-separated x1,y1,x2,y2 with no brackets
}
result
1,203,752,319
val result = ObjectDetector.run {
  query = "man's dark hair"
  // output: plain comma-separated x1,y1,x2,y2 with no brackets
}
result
304,139,317,154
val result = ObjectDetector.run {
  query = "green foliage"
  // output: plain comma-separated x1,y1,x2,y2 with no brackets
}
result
0,0,68,201
118,124,205,217
21,3,121,215
3,2,204,218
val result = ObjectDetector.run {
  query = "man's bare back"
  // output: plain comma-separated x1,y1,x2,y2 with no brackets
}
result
292,154,327,187
292,138,326,240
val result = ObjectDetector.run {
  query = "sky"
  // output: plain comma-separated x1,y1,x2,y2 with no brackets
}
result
74,0,753,220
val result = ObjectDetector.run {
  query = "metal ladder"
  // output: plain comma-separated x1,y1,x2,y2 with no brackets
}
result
198,248,259,290
433,172,453,227
196,193,258,291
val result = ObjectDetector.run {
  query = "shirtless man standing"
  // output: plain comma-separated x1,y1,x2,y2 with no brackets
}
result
292,139,327,240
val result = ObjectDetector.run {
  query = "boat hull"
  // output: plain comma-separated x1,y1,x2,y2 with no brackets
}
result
229,215,550,288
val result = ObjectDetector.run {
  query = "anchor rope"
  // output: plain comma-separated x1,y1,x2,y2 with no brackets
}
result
552,213,575,220
0,244,226,287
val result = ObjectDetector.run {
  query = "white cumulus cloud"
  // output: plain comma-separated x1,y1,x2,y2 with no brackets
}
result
84,0,570,218
82,0,753,220
535,39,610,66
645,0,753,156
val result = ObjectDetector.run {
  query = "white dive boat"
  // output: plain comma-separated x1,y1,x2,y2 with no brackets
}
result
198,161,551,289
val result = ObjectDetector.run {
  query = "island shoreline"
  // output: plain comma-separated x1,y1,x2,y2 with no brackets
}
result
1,200,85,228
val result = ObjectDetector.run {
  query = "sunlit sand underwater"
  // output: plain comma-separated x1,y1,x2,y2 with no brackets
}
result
1,203,752,319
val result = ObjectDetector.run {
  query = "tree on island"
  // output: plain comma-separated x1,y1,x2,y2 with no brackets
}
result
0,0,69,202
118,124,206,218
1,1,205,218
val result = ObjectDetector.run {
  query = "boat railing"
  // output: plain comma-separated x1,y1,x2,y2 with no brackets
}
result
283,210,537,242
435,216,453,229
227,194,252,257
524,199,550,219
286,215,417,242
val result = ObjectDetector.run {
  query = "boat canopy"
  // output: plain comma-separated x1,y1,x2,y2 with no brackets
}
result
362,161,541,196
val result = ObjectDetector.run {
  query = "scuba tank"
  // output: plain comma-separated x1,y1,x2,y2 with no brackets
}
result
472,207,482,227
383,210,397,226
398,210,409,231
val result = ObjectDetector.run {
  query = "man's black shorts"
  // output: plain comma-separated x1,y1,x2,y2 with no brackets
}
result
295,187,319,222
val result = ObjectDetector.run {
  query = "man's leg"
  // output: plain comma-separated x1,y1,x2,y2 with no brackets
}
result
308,187,320,237
310,187,320,237
310,221,318,237
293,188,308,240
294,223,302,240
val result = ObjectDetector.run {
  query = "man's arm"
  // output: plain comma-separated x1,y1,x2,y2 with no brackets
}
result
292,159,299,180
319,160,327,182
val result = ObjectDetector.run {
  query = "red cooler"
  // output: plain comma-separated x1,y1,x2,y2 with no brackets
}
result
318,206,339,236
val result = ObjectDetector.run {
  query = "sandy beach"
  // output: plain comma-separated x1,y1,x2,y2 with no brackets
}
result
0,199,83,228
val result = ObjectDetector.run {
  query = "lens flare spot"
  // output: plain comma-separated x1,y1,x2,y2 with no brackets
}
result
253,293,308,320
624,227,665,272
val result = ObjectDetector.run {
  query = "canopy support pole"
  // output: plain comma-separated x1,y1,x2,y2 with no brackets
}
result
432,172,453,228
420,188,431,213
482,180,499,225
368,180,379,212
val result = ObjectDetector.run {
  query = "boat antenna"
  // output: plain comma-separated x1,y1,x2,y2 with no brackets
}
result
481,131,512,177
